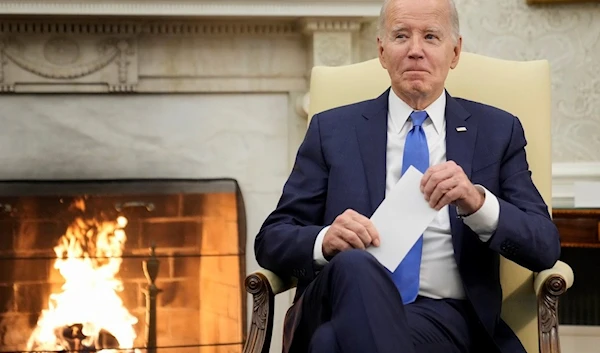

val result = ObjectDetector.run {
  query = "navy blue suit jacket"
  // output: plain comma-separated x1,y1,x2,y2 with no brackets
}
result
255,89,561,352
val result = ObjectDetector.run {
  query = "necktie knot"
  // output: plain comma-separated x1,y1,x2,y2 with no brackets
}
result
410,111,428,127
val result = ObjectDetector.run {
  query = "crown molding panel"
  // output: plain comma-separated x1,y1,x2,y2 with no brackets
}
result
0,0,383,18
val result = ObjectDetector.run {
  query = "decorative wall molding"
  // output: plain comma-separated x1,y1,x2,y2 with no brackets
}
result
300,19,363,33
0,34,138,93
311,32,355,67
0,0,382,18
301,19,364,68
552,162,600,208
0,19,299,36
4,37,126,79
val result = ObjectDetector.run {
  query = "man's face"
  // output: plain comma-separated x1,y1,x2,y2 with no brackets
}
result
377,0,462,102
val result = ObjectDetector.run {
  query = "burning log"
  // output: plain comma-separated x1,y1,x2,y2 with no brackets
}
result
54,323,119,352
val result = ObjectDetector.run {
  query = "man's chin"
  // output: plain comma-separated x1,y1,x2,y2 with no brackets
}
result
402,83,431,96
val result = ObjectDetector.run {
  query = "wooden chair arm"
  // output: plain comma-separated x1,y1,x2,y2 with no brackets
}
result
535,260,574,353
243,269,296,353
534,261,574,296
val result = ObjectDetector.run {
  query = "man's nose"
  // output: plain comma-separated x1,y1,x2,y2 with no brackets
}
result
408,37,425,59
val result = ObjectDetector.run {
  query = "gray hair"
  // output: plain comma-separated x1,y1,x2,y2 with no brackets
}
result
377,0,460,43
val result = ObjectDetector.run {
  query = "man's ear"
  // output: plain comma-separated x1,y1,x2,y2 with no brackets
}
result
450,36,462,69
377,36,387,70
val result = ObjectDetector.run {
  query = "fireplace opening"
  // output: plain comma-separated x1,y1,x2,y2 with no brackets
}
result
0,179,246,353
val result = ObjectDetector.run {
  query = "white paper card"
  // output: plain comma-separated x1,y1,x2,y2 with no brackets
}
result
574,181,600,208
366,166,438,271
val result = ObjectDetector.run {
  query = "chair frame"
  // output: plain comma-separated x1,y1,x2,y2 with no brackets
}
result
241,267,571,353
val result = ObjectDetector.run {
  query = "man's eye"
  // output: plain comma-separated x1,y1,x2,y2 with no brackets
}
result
425,34,437,40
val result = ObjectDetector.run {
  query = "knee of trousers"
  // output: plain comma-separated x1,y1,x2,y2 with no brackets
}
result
327,249,388,282
309,322,337,351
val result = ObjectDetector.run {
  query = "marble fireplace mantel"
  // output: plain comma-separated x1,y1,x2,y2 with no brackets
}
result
0,0,383,113
0,0,385,192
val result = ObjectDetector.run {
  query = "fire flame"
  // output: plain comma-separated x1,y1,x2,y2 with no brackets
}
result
26,199,139,352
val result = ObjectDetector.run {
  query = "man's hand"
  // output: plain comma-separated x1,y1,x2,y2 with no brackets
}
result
322,209,380,259
420,161,484,214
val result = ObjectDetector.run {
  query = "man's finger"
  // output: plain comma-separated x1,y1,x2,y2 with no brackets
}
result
343,208,360,218
342,218,372,247
365,221,380,247
434,187,461,210
422,168,454,199
338,228,366,250
420,167,434,191
421,162,450,190
340,209,380,247
332,238,352,254
352,215,380,247
428,177,456,208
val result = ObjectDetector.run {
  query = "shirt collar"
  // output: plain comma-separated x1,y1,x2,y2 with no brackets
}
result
388,88,446,134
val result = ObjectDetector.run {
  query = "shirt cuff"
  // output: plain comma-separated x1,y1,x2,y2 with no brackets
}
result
313,225,330,267
459,185,500,242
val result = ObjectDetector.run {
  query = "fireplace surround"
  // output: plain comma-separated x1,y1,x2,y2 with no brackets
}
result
0,1,387,352
0,2,383,351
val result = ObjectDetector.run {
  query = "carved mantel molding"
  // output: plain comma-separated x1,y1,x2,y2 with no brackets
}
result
0,1,380,93
301,19,364,67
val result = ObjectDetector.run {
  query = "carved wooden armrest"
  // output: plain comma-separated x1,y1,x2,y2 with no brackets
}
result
534,260,574,353
243,269,297,353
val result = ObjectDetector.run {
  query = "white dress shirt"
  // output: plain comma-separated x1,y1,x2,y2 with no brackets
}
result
312,89,501,300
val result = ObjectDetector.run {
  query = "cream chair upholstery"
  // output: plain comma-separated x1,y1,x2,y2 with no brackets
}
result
242,52,574,353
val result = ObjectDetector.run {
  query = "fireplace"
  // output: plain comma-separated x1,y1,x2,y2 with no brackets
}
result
0,178,246,353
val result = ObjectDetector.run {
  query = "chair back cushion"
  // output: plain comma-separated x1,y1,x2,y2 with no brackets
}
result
307,52,552,353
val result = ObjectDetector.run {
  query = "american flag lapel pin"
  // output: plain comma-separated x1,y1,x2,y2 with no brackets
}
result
456,127,467,132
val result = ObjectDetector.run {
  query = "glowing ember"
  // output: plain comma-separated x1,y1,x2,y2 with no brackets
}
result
26,199,139,352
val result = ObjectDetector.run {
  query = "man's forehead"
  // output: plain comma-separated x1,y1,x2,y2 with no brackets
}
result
385,7,451,29
390,24,444,32
385,0,451,16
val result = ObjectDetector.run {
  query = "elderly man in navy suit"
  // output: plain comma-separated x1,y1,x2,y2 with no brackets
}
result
254,0,561,352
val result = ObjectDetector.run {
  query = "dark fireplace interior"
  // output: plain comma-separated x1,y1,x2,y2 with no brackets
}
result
0,179,246,353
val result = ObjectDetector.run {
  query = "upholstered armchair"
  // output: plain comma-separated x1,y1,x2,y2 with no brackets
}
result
242,52,574,353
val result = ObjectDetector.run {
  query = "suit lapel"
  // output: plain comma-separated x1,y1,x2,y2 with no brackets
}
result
355,89,389,214
445,93,476,179
444,92,476,263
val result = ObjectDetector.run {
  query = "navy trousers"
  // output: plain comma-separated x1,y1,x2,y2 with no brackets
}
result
286,249,492,353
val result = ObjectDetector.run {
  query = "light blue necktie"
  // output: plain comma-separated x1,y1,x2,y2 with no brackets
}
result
391,110,429,304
